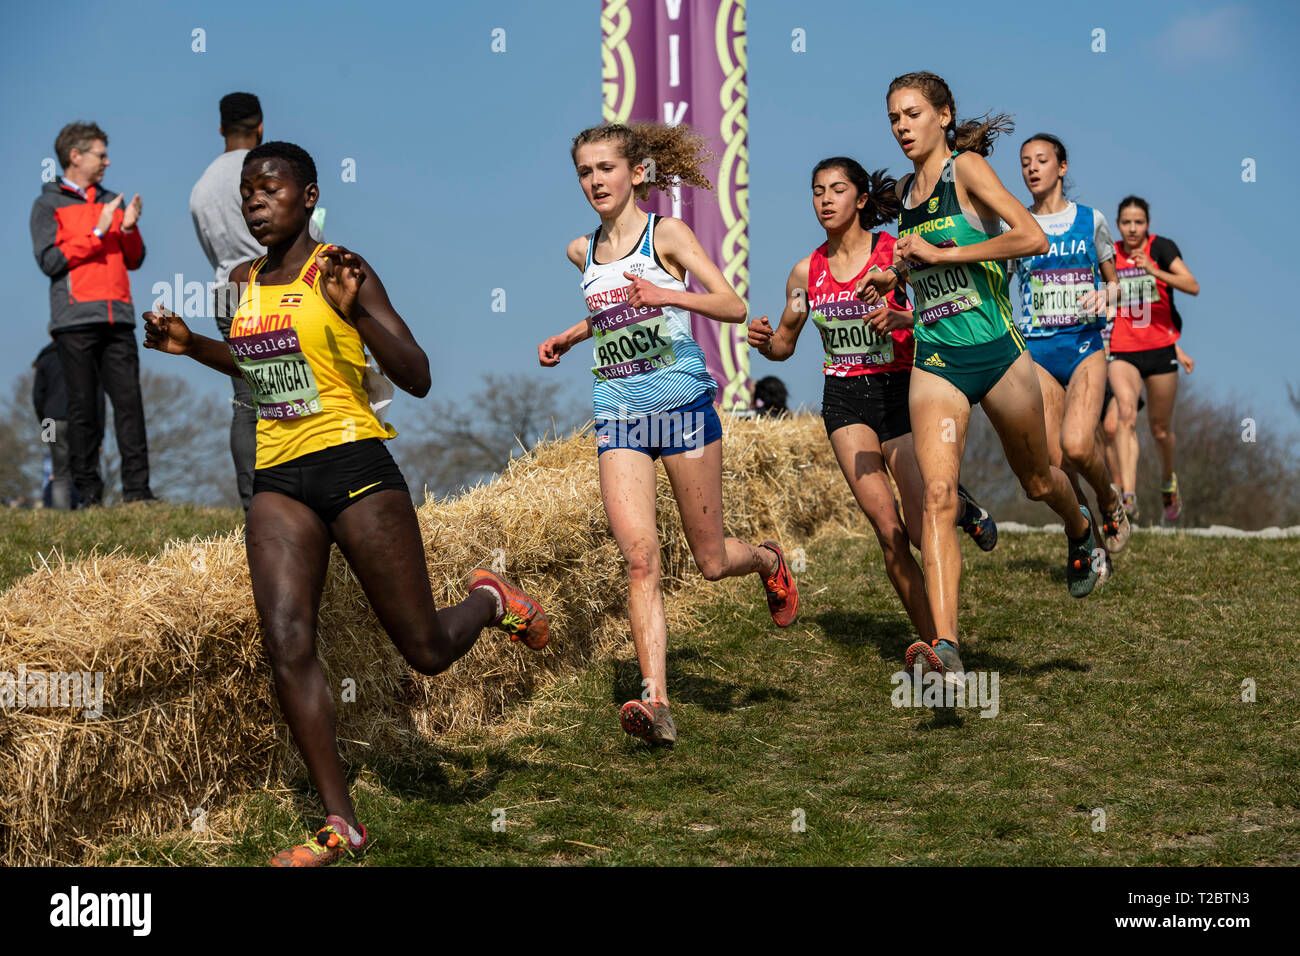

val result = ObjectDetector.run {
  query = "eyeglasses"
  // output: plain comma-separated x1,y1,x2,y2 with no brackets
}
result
78,149,108,161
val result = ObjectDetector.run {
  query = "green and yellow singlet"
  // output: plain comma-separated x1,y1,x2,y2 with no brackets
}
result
898,152,1022,350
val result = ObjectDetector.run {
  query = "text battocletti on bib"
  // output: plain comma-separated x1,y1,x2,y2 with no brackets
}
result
590,301,678,382
812,299,895,368
1027,266,1097,330
228,327,323,420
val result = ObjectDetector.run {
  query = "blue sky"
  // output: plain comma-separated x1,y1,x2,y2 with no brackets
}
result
3,0,1297,442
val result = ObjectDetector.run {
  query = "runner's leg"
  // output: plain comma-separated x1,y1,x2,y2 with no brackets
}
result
330,489,497,675
1108,358,1143,495
1060,351,1118,513
600,448,671,703
662,438,777,583
1144,370,1179,485
981,352,1089,538
830,424,936,643
245,493,354,828
908,368,970,641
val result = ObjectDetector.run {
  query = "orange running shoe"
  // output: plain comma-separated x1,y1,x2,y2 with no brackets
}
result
759,541,799,628
269,815,367,867
468,568,550,650
620,699,677,746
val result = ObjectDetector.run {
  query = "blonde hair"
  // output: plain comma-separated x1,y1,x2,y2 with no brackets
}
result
571,122,714,200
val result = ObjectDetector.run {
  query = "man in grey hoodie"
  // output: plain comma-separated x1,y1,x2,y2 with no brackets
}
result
190,92,265,511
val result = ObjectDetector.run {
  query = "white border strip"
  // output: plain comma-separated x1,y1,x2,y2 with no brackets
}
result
998,522,1300,539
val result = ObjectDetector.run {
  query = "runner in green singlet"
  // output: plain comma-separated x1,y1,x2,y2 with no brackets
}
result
858,72,1100,691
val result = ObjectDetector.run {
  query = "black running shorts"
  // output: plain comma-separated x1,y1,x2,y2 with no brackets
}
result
821,371,912,443
1109,344,1178,379
253,438,410,523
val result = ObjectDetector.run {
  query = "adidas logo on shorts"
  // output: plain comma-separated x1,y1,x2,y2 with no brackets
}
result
924,353,946,368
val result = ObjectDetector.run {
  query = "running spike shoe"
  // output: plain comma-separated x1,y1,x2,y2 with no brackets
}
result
759,541,799,628
1102,494,1132,553
620,699,677,747
956,483,998,552
905,638,966,694
269,815,367,867
1162,473,1183,521
468,568,550,650
1066,507,1101,598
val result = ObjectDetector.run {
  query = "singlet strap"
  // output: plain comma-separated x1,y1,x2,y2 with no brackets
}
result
584,226,599,270
641,213,656,258
900,172,915,207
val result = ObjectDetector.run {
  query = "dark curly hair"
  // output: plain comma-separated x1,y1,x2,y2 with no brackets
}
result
244,141,317,189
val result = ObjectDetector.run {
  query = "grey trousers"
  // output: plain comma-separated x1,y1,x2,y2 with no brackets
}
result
215,312,257,511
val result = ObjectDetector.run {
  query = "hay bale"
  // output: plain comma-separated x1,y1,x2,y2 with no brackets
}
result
0,413,860,864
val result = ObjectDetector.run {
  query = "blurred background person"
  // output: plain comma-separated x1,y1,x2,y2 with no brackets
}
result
30,120,154,505
190,92,265,511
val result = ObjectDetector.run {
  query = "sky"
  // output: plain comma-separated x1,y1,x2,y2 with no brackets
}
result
3,0,1298,447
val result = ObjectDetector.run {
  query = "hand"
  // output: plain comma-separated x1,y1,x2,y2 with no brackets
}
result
747,315,775,355
868,307,912,334
1076,288,1108,318
538,334,571,367
120,194,142,232
316,245,366,321
1130,247,1155,275
854,271,893,305
623,271,670,308
1175,344,1194,374
95,194,123,234
142,306,193,356
893,233,942,266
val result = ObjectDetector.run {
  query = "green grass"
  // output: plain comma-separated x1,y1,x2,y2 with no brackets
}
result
89,524,1299,866
0,503,244,589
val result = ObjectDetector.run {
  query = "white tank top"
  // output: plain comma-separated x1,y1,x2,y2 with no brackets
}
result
580,213,715,419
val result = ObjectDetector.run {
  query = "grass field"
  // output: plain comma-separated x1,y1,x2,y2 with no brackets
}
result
3,505,1296,865
0,504,244,591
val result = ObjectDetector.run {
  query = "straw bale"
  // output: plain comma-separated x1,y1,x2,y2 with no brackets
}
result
0,413,860,864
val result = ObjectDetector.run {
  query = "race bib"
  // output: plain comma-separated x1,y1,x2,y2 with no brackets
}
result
227,328,323,420
813,299,895,368
906,239,984,326
1028,266,1097,329
1117,266,1158,313
589,301,677,382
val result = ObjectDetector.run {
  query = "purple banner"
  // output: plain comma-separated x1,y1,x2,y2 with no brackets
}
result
601,0,751,412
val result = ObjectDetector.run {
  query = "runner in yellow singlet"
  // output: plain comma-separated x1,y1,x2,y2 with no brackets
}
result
144,141,547,867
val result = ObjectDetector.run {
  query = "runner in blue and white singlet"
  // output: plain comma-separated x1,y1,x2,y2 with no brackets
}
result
581,212,716,419
540,123,800,748
1016,134,1129,558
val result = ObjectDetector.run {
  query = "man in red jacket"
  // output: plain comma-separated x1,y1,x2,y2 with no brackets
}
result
30,121,155,505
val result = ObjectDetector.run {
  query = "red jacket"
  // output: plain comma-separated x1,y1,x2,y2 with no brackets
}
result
30,179,146,331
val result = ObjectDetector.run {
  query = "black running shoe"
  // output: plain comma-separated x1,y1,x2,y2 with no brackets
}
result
956,484,998,552
1066,507,1100,598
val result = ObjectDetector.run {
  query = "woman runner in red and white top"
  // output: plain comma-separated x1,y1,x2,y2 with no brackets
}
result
1106,195,1200,521
748,157,997,652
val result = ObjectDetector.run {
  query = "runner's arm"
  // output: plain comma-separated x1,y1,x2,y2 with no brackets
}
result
549,236,595,352
344,255,432,398
915,152,1049,264
1154,256,1199,296
651,217,748,322
758,259,813,361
